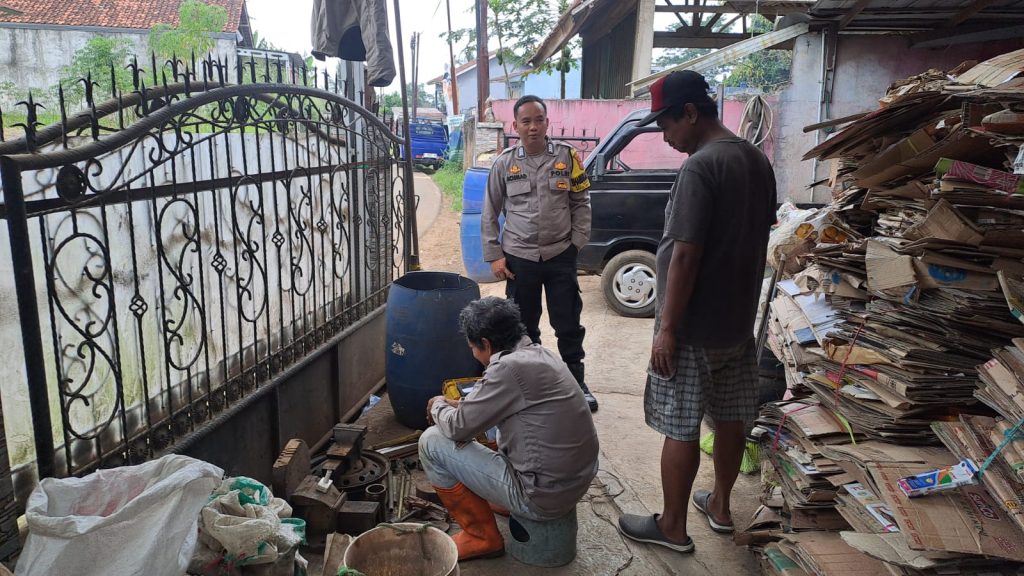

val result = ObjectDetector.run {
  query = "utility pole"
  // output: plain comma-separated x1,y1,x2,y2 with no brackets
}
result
445,0,460,115
476,0,489,121
411,32,420,120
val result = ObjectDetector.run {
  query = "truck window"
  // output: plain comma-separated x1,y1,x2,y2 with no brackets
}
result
609,130,686,172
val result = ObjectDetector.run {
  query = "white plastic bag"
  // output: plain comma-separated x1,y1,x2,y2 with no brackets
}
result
16,454,223,576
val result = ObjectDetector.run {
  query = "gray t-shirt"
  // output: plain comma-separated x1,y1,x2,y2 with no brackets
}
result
655,137,777,348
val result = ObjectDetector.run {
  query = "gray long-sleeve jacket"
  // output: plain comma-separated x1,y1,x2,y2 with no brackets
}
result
481,140,592,262
310,0,396,87
431,336,599,518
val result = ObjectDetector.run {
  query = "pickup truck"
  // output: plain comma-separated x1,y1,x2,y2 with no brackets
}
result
399,121,449,169
577,109,681,318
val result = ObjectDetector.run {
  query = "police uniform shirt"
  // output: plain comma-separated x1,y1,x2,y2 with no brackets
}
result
481,140,592,263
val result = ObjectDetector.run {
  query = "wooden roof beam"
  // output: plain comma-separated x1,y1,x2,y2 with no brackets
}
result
946,0,1001,28
838,0,872,30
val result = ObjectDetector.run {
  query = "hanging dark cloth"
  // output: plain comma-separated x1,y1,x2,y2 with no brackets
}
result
311,0,396,87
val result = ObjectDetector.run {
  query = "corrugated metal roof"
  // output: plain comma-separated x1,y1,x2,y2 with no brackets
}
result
809,0,1024,30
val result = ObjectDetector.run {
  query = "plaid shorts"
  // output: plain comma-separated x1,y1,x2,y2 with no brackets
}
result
644,337,758,442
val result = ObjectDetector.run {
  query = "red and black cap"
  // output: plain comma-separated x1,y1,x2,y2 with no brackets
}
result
637,70,713,127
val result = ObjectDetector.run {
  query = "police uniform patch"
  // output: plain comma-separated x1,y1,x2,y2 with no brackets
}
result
554,161,567,170
510,164,522,174
556,180,569,190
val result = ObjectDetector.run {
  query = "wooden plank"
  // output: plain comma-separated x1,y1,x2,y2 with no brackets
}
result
802,111,871,133
321,532,353,576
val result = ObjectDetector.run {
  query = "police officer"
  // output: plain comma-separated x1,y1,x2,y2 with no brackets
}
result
481,95,597,412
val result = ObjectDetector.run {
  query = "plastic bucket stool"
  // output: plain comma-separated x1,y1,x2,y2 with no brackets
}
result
507,508,578,567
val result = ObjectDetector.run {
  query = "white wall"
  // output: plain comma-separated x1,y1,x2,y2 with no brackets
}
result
0,25,238,109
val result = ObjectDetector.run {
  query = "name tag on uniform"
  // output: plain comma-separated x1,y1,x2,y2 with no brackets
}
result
549,169,570,177
506,173,528,182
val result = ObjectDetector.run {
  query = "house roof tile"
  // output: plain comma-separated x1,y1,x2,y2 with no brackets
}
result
0,0,245,33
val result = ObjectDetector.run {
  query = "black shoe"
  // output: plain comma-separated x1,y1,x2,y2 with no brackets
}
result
580,382,598,412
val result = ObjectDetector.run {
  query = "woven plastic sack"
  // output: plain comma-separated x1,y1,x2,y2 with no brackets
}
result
15,454,223,576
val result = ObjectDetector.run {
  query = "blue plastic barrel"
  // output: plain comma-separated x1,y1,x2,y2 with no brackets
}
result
462,167,490,214
461,167,502,283
386,272,483,430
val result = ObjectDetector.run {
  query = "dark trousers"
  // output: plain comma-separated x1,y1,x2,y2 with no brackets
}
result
504,246,586,379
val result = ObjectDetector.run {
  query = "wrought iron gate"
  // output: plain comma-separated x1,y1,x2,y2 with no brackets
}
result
0,55,415,539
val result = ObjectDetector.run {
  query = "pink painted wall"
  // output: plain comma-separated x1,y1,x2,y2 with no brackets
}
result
491,98,775,168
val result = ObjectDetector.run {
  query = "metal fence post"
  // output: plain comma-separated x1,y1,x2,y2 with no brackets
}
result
0,156,56,480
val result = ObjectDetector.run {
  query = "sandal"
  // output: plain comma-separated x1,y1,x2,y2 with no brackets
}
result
617,513,695,553
692,489,734,534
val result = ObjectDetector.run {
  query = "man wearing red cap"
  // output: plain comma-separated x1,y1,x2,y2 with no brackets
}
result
617,71,777,553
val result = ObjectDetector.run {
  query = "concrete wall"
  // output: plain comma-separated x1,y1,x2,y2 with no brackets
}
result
775,34,1024,203
0,25,238,109
445,59,584,116
491,97,763,160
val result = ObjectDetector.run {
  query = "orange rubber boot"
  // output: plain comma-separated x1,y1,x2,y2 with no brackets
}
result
434,482,505,560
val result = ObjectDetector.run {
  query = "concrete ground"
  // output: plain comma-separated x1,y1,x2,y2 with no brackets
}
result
409,174,763,576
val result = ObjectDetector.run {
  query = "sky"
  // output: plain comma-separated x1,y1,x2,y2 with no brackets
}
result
245,0,479,93
244,0,681,94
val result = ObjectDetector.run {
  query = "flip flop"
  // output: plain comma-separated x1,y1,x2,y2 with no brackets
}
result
692,490,735,534
617,513,695,553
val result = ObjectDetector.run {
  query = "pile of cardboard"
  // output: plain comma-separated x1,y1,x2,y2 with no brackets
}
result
748,48,1024,575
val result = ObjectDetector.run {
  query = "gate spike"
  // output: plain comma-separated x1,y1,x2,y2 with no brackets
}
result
58,84,68,148
203,59,211,90
220,57,228,86
139,79,149,116
190,50,198,80
236,55,243,85
334,74,339,94
0,105,5,142
110,61,118,99
323,69,329,91
274,59,284,84
15,92,44,151
301,65,308,86
183,68,192,97
116,89,125,130
128,55,141,90
248,58,257,86
151,52,159,85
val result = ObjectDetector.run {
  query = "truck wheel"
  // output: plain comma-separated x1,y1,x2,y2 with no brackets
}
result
601,250,657,318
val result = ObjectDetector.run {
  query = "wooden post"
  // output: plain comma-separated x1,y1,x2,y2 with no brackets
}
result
446,0,460,115
632,0,656,83
476,0,489,122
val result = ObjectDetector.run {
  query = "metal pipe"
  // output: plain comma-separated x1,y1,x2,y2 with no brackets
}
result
0,156,56,480
391,0,420,272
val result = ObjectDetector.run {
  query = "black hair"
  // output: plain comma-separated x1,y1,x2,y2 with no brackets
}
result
664,94,719,120
458,297,528,353
513,95,547,119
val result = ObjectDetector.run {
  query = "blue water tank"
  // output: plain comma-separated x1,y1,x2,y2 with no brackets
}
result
461,167,502,283
386,272,483,430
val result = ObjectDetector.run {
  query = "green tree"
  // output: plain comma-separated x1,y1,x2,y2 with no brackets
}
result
723,16,792,91
653,16,791,92
149,0,228,60
380,84,431,116
55,36,136,105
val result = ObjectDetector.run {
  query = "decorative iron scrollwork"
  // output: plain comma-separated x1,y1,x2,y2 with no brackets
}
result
55,165,87,202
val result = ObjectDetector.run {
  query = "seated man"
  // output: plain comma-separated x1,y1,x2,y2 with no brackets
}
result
420,296,600,560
